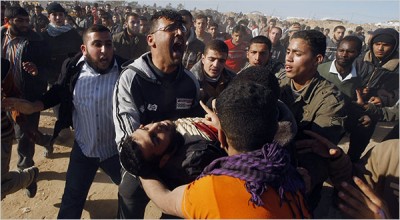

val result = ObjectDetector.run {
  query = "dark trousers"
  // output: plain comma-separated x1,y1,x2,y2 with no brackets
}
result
117,169,149,219
58,142,121,219
15,112,40,170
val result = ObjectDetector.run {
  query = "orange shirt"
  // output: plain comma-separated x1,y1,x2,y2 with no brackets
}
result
182,175,311,219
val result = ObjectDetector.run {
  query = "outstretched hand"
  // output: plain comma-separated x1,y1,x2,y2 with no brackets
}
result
339,176,390,219
295,130,341,158
199,100,220,131
356,89,382,107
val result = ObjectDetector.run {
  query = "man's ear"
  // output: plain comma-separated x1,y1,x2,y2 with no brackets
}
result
201,54,205,64
218,128,228,150
147,34,155,47
316,54,324,65
80,44,87,56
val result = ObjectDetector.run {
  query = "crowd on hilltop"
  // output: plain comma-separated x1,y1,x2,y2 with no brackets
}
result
1,1,399,219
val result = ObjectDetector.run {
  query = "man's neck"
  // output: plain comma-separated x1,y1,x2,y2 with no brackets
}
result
291,71,316,91
196,29,205,37
8,28,22,39
126,29,135,37
226,146,241,156
292,79,312,91
232,39,240,46
151,56,178,74
333,37,340,43
334,61,352,78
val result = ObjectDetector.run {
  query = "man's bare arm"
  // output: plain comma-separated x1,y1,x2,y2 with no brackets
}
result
139,177,186,218
2,98,44,114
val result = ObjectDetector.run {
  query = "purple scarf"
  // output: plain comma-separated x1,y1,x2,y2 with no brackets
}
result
198,142,305,206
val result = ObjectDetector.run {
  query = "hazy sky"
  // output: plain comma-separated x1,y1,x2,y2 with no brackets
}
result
135,0,399,24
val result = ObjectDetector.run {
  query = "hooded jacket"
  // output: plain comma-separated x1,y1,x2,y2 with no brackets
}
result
113,52,201,148
355,28,399,106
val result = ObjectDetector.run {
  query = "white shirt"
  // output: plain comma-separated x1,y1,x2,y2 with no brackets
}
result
329,60,357,82
73,56,119,161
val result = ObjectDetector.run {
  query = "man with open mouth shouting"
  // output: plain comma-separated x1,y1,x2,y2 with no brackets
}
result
113,9,202,219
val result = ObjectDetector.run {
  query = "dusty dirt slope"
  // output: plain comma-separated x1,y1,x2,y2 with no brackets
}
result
1,109,394,219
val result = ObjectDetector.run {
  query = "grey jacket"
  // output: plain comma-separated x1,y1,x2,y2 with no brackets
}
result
113,52,201,148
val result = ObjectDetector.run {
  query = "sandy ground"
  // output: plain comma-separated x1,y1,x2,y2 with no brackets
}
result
1,109,395,219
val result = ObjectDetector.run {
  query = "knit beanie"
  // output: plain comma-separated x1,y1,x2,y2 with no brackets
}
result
372,33,396,45
46,2,65,15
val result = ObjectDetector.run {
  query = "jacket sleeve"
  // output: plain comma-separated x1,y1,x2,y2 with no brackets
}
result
39,53,83,110
113,69,142,149
365,101,399,122
38,84,64,109
311,89,347,145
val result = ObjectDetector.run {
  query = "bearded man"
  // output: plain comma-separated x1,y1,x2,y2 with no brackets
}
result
3,24,126,219
1,6,51,192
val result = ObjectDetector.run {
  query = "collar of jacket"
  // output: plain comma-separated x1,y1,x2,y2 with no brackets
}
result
292,73,323,104
364,50,399,71
123,28,139,39
194,60,234,84
202,69,232,86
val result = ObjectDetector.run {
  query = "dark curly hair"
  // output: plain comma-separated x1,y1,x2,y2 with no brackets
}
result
291,30,326,57
119,131,184,177
232,65,280,98
216,80,278,152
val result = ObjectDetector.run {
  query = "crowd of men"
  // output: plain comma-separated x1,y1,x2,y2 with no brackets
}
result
1,1,399,219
